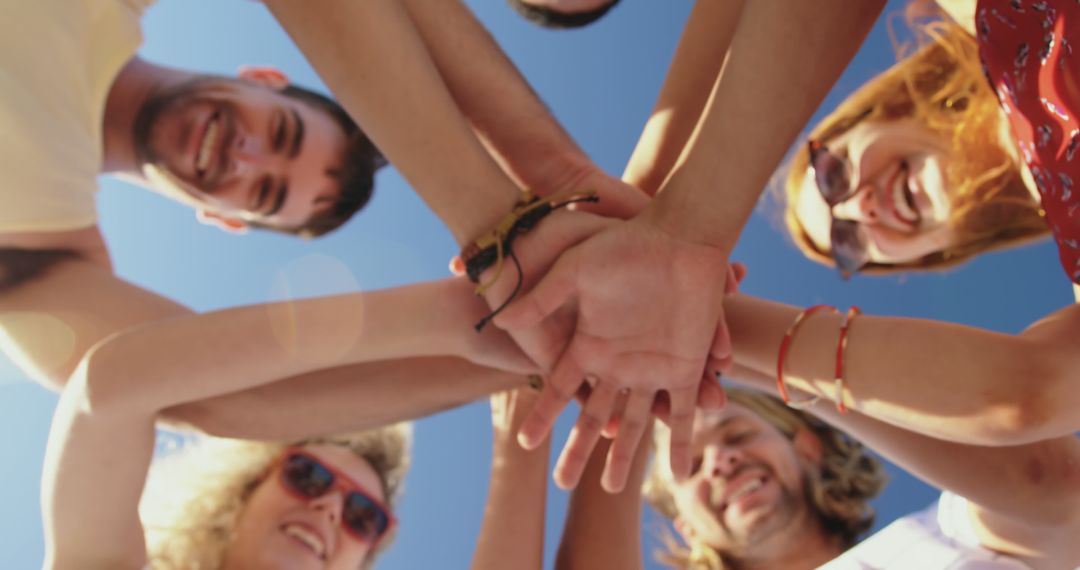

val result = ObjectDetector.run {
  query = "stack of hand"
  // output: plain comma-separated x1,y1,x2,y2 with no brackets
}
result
461,169,741,494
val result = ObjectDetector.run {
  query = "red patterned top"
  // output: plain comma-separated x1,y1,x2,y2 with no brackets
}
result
977,0,1080,282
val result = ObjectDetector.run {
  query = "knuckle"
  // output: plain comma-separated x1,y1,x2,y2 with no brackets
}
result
561,443,592,466
667,410,694,426
619,417,646,435
548,381,578,401
607,448,634,469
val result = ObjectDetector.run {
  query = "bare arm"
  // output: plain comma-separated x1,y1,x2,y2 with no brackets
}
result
724,293,1079,445
169,357,522,440
622,0,744,195
648,0,885,248
79,276,528,416
726,365,1080,567
42,371,155,569
0,245,529,438
261,0,521,246
555,434,649,570
471,389,551,570
399,0,648,218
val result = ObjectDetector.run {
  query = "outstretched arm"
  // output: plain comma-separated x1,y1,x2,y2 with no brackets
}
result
78,276,530,418
471,389,551,570
261,0,521,246
401,0,647,219
0,247,529,439
723,294,1080,446
622,0,744,195
555,432,649,570
42,367,156,569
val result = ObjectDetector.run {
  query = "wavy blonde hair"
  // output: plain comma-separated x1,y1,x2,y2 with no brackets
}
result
140,423,412,570
783,4,1047,274
643,389,886,570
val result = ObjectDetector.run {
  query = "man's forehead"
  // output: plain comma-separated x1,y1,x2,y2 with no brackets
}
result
695,404,759,431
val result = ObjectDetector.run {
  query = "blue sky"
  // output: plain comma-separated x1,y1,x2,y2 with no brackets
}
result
0,1,1071,568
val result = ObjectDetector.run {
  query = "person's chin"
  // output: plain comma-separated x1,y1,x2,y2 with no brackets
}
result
250,537,325,570
722,480,785,536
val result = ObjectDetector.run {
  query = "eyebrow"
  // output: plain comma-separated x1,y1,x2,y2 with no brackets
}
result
289,108,305,159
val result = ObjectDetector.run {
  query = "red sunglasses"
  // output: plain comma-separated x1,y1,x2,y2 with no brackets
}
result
275,447,396,546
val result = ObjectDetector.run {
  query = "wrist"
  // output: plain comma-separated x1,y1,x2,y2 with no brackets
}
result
432,278,490,358
526,151,596,198
637,197,735,255
451,189,523,247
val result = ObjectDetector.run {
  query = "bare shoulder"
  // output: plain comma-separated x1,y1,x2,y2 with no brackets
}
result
0,227,189,389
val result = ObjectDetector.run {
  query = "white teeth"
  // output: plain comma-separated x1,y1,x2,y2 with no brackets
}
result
196,118,219,173
283,523,325,558
892,169,918,224
728,477,765,504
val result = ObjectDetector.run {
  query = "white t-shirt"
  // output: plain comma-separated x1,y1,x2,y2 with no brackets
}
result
0,0,152,233
819,492,1030,570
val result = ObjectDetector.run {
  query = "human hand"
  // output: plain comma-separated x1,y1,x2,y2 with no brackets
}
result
532,155,649,220
558,168,649,220
466,208,620,370
494,213,731,492
603,261,748,436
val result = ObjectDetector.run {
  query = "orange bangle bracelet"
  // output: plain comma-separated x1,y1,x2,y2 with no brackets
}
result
776,304,837,408
833,306,861,414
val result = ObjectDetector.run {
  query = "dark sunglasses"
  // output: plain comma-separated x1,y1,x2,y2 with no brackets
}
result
807,140,871,278
277,448,395,545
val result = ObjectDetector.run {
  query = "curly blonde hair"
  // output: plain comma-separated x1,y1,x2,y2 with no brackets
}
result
783,4,1048,274
139,423,412,570
643,389,886,570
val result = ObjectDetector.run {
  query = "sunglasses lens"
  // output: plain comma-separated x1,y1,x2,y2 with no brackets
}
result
809,143,852,205
831,219,870,278
343,492,390,541
282,454,335,498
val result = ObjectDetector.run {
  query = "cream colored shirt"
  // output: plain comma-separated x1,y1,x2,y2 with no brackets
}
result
0,0,152,233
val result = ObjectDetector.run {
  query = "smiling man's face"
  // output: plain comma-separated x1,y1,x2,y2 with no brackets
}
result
134,73,348,231
669,405,822,558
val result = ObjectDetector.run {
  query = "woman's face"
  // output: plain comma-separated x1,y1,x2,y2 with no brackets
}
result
793,118,959,266
223,444,388,570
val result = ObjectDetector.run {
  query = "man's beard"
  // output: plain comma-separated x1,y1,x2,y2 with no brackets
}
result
715,471,815,559
131,77,221,170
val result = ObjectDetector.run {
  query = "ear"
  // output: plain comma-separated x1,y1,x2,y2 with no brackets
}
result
197,210,249,234
236,65,290,90
792,429,825,467
674,515,697,545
